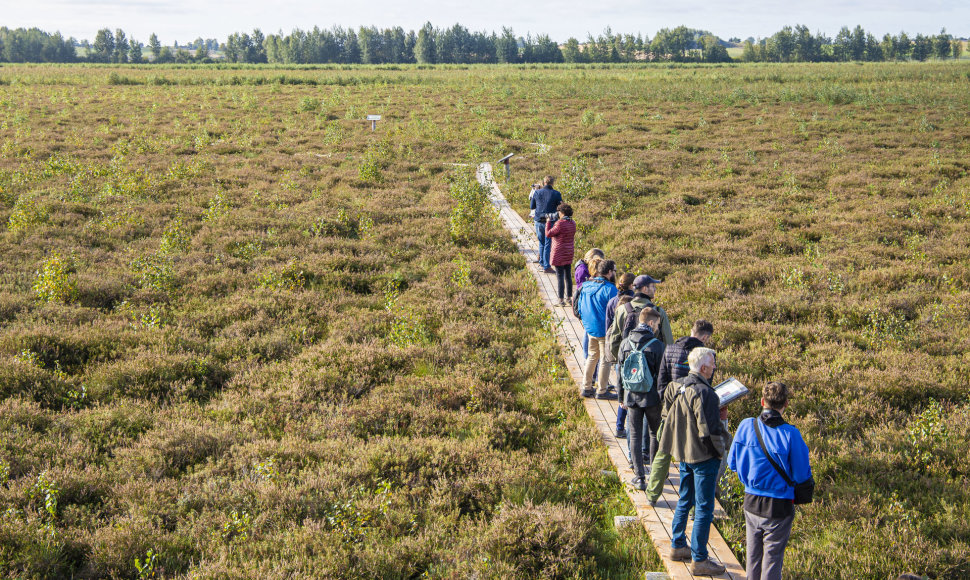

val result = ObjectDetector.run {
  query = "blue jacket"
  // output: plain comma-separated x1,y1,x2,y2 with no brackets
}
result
530,186,562,220
728,411,812,501
577,277,617,338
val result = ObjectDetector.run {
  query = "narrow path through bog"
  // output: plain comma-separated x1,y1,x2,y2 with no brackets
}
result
477,162,745,580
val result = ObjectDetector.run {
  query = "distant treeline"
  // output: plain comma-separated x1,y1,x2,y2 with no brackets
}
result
0,23,964,65
741,25,963,62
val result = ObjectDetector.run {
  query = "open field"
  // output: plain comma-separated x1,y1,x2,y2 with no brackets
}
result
1,62,969,578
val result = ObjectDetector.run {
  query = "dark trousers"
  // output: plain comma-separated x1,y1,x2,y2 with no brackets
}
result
555,265,572,300
627,404,662,479
745,510,794,580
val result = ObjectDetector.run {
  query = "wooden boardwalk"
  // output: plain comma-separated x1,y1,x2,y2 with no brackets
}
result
477,163,745,580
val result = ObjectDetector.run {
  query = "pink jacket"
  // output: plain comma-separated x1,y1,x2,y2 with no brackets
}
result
545,217,576,267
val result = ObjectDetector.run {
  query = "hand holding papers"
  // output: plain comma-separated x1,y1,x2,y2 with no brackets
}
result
714,378,749,407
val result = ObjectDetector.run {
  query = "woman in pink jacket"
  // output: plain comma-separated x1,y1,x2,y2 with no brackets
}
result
545,203,576,307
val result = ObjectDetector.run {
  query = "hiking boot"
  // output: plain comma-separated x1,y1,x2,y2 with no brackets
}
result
543,267,555,273
647,497,658,507
595,391,618,400
581,388,596,398
691,558,726,576
565,297,572,306
669,546,691,561
615,428,627,438
557,300,565,307
630,476,646,491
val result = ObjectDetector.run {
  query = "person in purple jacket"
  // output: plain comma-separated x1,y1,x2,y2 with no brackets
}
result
729,381,813,580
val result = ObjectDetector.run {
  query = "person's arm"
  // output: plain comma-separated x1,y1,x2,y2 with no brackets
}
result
657,351,672,399
693,388,725,457
659,307,674,345
727,419,746,473
788,428,813,484
530,190,537,211
545,219,559,237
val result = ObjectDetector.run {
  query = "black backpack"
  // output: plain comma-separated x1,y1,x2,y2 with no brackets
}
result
620,301,646,339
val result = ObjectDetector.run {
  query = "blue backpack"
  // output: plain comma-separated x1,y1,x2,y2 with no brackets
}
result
621,338,659,393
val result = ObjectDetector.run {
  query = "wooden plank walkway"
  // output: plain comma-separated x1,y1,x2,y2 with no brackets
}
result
477,163,745,580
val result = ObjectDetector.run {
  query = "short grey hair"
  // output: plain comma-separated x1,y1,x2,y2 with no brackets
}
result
687,347,716,373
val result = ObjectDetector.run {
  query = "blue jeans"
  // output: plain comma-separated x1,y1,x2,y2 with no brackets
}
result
534,220,551,268
671,456,720,562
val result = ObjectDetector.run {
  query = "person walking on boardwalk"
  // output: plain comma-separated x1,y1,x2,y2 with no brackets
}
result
636,275,673,346
605,272,636,437
530,175,562,273
544,203,576,307
574,248,603,293
659,346,727,577
574,248,605,361
728,381,813,580
646,320,714,505
577,259,618,399
617,307,666,490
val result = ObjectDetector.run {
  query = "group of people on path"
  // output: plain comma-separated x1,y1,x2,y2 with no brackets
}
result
529,176,814,580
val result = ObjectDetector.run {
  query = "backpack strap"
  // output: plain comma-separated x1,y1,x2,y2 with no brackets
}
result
753,418,796,487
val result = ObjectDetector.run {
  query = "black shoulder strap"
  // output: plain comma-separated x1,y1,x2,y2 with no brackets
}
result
754,418,795,487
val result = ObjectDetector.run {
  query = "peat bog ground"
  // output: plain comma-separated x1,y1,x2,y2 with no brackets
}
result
1,62,969,578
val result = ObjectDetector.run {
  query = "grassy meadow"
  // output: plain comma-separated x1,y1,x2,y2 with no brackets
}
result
0,62,969,578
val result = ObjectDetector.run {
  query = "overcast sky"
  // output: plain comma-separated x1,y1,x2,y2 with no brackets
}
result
5,0,967,44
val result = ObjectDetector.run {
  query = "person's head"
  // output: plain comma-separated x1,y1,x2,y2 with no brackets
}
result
583,248,604,264
557,202,573,218
543,175,555,188
639,307,661,334
632,274,662,298
762,381,789,412
687,347,717,380
691,319,714,346
616,272,636,293
597,259,616,281
587,257,603,278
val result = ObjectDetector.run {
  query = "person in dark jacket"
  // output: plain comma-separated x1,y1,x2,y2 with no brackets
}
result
544,203,576,306
658,347,726,577
530,175,563,272
728,381,812,580
646,320,714,505
606,273,636,436
618,307,666,490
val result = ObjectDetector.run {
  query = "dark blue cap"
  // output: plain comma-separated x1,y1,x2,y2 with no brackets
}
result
633,275,662,288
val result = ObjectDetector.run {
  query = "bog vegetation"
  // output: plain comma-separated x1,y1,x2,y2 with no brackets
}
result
0,62,969,579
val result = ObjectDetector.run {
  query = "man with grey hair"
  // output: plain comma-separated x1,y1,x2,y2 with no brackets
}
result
658,346,727,577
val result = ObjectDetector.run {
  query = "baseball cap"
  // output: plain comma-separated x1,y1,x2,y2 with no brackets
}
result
633,275,662,288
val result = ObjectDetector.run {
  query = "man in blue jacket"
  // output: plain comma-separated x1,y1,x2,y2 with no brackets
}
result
529,175,562,273
577,259,618,399
728,381,812,580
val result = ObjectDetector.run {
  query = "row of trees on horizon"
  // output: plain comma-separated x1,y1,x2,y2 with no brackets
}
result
0,23,964,65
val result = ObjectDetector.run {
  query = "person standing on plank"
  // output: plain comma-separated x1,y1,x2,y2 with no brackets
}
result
636,275,673,346
574,248,605,361
645,320,714,505
529,175,562,273
617,307,666,490
604,272,636,437
544,203,576,307
659,347,727,577
606,274,653,438
576,259,618,399
729,381,812,580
